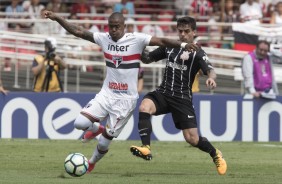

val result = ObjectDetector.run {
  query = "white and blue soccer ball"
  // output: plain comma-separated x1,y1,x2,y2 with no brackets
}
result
64,153,89,177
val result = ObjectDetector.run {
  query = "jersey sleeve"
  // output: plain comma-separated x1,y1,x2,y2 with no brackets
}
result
149,47,166,62
196,49,214,75
93,32,104,46
133,32,152,46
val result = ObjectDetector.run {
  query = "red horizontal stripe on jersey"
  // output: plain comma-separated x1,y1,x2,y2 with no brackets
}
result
104,52,141,61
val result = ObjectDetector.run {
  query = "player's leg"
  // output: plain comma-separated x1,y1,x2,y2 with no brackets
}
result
73,96,106,142
88,98,137,173
87,131,113,173
130,92,168,160
183,129,227,175
171,98,227,175
130,98,155,160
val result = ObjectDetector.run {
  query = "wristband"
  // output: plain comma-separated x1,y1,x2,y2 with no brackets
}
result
181,42,188,49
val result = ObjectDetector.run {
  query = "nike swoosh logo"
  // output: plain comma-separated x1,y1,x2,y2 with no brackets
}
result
139,128,148,132
188,115,194,118
140,133,147,136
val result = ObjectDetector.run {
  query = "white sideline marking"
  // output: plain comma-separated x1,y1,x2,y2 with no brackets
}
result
256,144,282,148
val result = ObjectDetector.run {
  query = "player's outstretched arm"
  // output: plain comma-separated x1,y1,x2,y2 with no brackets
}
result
43,10,95,43
149,37,199,52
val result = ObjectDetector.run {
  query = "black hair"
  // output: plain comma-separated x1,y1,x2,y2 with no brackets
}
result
109,12,125,22
256,40,270,48
44,40,55,52
177,16,196,31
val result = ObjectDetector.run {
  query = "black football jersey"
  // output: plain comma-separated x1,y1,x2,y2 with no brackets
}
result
149,47,213,99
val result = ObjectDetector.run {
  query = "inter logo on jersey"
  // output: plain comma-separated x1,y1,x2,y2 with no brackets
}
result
113,56,123,67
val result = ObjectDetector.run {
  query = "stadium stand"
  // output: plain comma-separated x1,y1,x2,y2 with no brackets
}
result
0,0,281,94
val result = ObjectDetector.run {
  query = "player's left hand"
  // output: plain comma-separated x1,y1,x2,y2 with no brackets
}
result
206,78,216,89
185,43,199,52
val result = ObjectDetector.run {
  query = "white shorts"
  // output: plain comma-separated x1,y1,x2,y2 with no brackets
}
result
81,94,137,138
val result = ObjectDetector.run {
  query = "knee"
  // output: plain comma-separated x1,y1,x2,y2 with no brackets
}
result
73,119,83,130
185,135,199,146
139,103,149,113
73,114,91,130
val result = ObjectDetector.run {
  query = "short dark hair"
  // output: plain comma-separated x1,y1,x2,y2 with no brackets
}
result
109,12,125,22
176,16,196,30
256,40,270,48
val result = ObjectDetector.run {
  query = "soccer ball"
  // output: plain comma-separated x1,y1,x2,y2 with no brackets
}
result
64,153,89,177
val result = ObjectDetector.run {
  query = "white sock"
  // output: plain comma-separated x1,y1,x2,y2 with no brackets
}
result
89,135,111,163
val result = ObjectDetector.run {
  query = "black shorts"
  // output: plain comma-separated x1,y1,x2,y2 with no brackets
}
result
143,91,197,130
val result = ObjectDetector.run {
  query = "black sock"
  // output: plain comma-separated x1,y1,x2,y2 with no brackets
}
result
138,112,152,146
196,136,216,158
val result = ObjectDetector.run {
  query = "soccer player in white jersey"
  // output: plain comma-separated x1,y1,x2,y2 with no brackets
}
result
43,10,199,173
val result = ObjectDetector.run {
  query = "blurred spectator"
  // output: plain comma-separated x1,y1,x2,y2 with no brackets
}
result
0,74,8,95
32,37,66,92
46,0,68,13
71,0,91,14
114,0,135,15
221,0,240,34
126,18,138,33
190,0,213,34
174,0,193,15
255,0,267,17
81,17,101,72
207,12,221,48
62,13,83,65
141,14,164,37
158,10,174,33
5,0,25,31
239,0,263,24
101,0,120,7
242,40,279,99
270,1,282,24
82,17,100,33
23,0,45,33
99,6,113,32
0,14,8,31
190,0,213,18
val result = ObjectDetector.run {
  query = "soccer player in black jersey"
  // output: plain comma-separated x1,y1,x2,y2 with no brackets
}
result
130,16,227,175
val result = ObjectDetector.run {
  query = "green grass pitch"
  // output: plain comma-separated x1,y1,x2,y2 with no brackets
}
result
0,139,281,184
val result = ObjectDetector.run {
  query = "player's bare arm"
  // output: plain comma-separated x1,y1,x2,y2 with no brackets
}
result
149,37,199,52
43,10,95,43
206,69,217,89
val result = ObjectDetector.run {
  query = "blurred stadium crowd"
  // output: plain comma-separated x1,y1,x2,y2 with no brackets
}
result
1,0,281,36
0,0,281,93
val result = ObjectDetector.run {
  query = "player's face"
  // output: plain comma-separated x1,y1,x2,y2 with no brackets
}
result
108,18,125,42
177,24,195,43
256,43,269,59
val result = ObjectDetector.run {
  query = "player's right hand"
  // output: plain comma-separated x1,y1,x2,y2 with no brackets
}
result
42,10,56,20
185,43,199,52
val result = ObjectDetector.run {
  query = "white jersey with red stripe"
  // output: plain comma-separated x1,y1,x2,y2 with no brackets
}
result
93,32,152,99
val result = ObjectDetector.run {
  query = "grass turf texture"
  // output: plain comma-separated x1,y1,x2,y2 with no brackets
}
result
0,139,281,184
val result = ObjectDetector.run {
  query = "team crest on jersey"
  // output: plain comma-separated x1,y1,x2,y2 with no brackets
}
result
180,51,190,61
113,56,123,67
113,56,122,68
